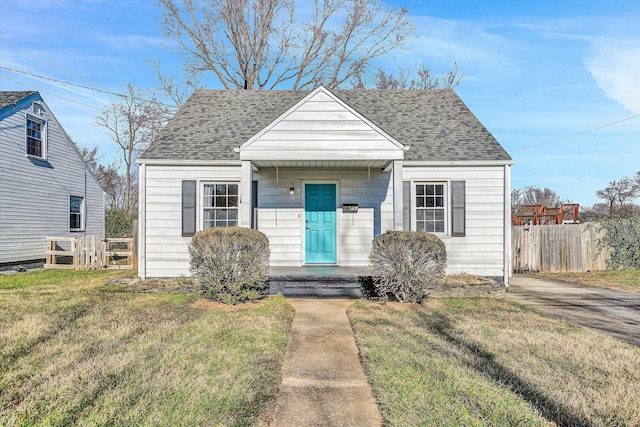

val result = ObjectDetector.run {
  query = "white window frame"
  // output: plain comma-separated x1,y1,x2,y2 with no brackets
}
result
69,195,84,231
200,182,240,229
413,181,448,235
26,115,46,160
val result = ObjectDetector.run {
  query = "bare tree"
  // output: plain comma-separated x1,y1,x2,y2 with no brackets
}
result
150,59,194,110
77,145,126,209
357,62,464,90
158,0,415,90
95,84,170,213
596,177,639,218
511,185,568,214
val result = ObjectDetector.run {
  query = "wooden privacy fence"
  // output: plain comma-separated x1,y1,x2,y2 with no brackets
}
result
512,223,610,273
45,236,136,270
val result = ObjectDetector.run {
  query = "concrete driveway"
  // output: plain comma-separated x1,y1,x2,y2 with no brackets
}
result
507,276,640,346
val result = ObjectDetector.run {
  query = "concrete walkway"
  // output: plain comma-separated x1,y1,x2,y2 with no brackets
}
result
508,275,640,346
266,299,382,427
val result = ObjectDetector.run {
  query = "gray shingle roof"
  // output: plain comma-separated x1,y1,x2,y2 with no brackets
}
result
141,89,511,162
0,91,37,111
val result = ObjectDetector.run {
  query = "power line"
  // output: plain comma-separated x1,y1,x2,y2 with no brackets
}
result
0,74,103,111
0,65,177,108
511,114,640,152
0,64,125,97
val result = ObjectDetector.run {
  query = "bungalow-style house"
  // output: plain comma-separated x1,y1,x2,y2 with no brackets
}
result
0,91,104,268
137,87,513,284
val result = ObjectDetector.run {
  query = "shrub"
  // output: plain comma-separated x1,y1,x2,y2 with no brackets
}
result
369,231,447,303
598,217,640,270
188,227,270,304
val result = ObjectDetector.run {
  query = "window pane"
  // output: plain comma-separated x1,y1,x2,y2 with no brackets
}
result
435,222,444,233
426,185,435,195
416,209,424,221
435,210,444,221
228,184,238,195
416,222,425,232
416,197,424,208
416,185,424,196
216,184,227,195
436,185,444,195
228,210,237,220
436,196,445,207
215,209,227,220
215,196,226,207
228,196,238,207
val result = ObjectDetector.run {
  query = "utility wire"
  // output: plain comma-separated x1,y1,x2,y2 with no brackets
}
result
511,114,640,151
0,74,103,111
0,65,176,108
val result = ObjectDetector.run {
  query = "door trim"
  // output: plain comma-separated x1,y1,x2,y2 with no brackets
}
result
302,181,340,265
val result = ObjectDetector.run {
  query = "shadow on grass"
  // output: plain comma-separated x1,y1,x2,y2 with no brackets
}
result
421,311,590,427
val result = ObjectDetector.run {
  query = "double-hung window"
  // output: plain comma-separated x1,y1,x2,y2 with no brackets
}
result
70,196,84,231
26,116,46,159
415,183,446,233
203,183,239,228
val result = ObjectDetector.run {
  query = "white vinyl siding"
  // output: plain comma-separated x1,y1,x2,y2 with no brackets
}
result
142,165,242,277
240,89,404,166
0,96,104,265
404,166,506,278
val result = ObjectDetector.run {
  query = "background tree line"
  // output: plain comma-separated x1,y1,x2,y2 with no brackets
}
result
512,170,640,222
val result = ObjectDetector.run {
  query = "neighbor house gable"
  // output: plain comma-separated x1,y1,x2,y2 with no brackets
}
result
239,86,405,167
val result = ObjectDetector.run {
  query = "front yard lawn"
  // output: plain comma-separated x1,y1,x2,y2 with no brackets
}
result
0,269,293,426
349,298,640,427
532,269,640,294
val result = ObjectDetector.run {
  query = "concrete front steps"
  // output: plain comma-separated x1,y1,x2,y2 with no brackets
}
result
267,266,373,298
268,274,369,298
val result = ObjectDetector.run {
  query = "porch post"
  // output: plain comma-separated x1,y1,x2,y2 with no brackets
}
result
240,161,252,228
393,160,404,230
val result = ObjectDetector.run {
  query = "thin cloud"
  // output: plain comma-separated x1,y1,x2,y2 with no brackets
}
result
585,39,640,114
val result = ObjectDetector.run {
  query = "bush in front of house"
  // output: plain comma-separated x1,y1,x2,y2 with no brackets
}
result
188,227,270,304
369,231,447,303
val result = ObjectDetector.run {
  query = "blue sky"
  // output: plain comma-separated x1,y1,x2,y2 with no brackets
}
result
1,0,639,207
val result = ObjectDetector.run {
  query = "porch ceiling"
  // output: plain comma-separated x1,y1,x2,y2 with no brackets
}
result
250,159,393,169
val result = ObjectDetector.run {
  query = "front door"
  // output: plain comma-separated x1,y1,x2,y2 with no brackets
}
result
305,184,337,264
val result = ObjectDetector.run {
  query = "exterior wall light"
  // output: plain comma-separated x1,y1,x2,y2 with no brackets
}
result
289,187,295,195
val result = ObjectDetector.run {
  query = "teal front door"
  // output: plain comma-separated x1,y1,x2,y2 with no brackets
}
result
305,184,337,264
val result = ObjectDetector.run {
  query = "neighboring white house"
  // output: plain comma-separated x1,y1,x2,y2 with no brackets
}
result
137,86,513,283
0,91,104,267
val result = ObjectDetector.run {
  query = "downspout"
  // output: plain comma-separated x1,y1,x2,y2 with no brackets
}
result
138,163,146,279
504,164,512,290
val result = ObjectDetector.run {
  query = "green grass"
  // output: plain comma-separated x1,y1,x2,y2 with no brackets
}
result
0,269,293,426
533,269,640,294
349,298,640,427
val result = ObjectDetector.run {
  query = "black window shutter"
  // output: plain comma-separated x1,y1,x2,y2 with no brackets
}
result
451,181,465,237
403,181,411,231
251,180,258,229
182,180,197,237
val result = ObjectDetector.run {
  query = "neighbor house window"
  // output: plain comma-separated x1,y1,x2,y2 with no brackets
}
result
203,183,238,228
26,117,46,159
70,196,84,231
415,183,446,233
